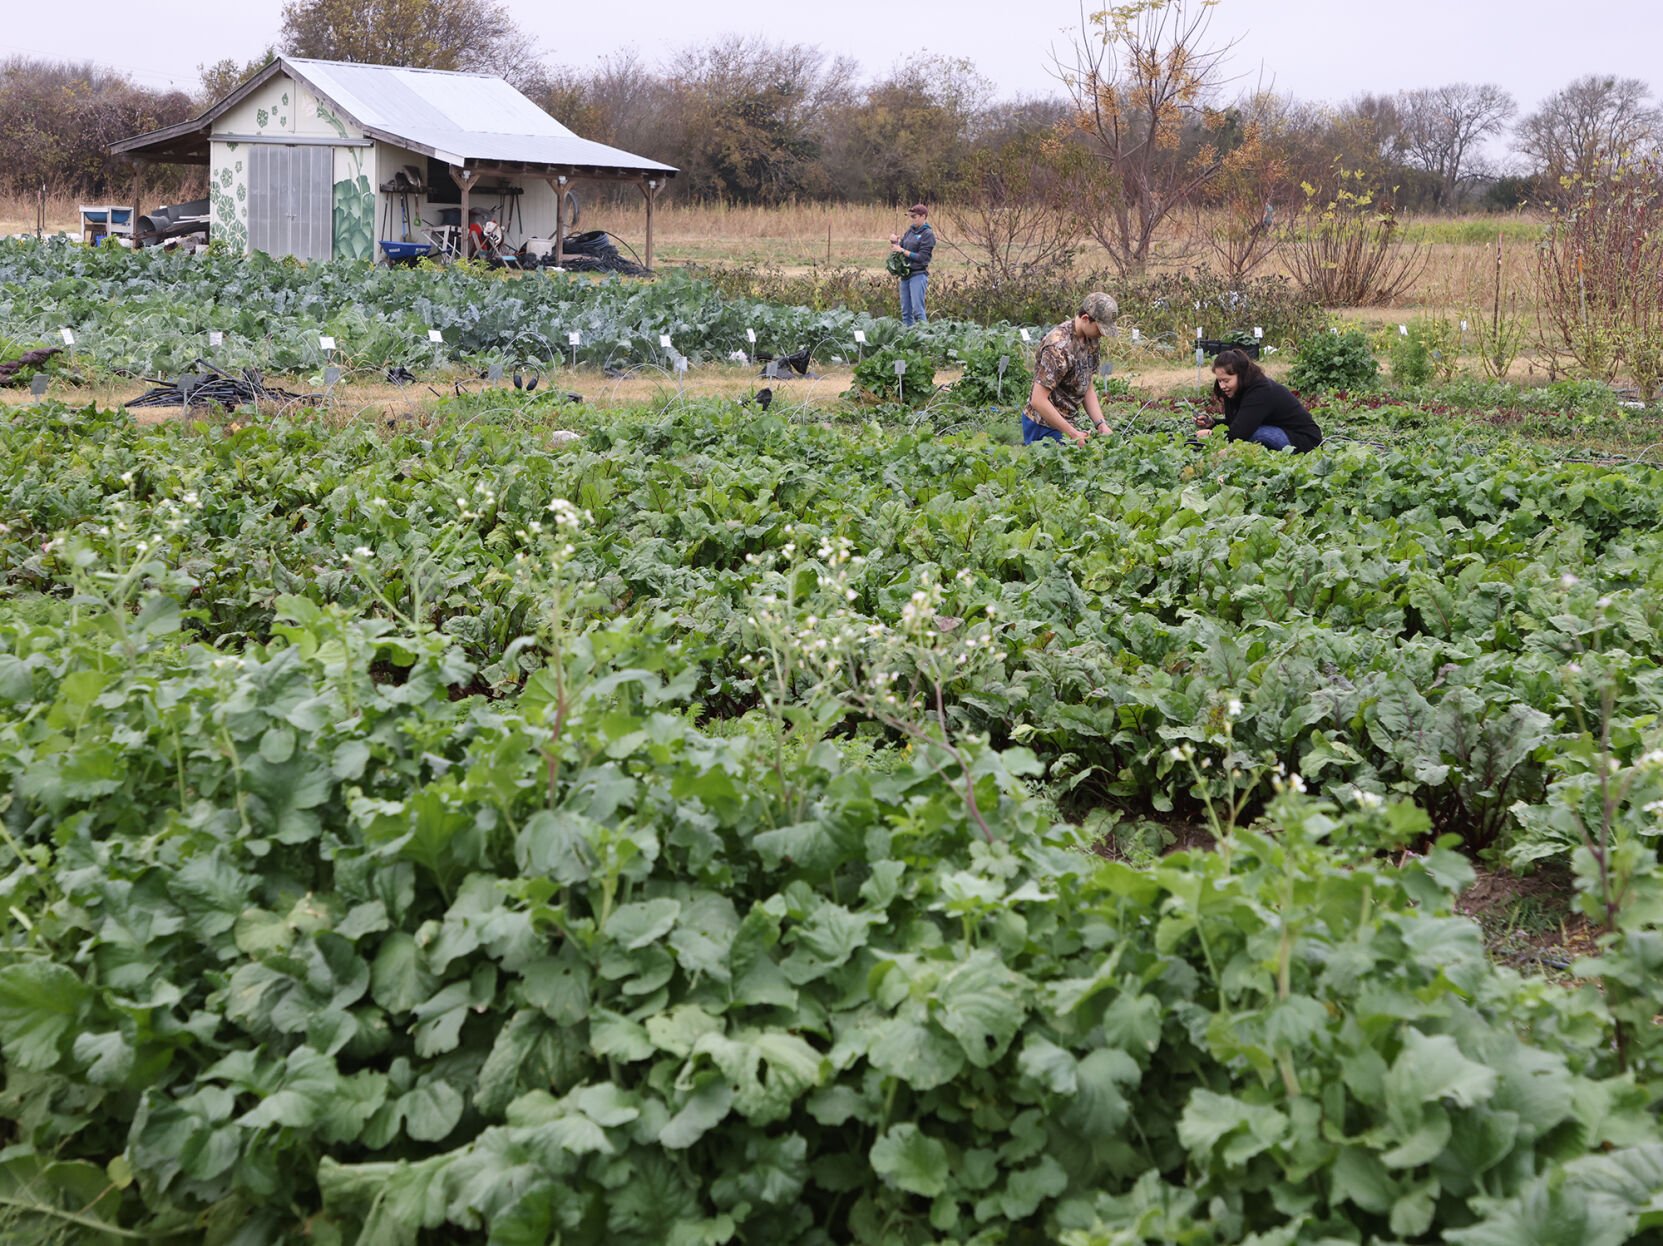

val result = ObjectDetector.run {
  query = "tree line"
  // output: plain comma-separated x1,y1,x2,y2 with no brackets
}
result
3,0,1659,228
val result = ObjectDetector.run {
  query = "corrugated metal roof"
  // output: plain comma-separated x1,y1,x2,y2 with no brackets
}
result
287,58,677,173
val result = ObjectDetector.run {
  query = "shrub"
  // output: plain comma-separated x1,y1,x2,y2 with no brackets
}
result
950,339,1033,408
1288,328,1379,391
1388,323,1434,387
847,342,937,406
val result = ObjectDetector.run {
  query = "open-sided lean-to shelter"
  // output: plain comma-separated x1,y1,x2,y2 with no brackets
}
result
111,56,677,267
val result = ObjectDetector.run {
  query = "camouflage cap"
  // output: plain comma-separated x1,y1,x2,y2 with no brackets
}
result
1079,291,1119,327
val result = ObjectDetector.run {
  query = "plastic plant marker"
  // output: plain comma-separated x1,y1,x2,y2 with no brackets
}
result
659,334,673,349
1399,324,1408,336
1461,320,1470,332
60,327,74,346
1020,328,1032,342
1195,326,1203,340
746,328,757,343
487,363,504,382
1253,327,1263,340
1131,328,1142,342
568,331,581,346
208,330,224,347
29,375,47,397
324,366,342,387
319,335,336,351
854,329,867,344
428,329,444,344
893,359,907,377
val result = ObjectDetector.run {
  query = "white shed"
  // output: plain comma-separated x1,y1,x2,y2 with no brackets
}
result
112,56,677,267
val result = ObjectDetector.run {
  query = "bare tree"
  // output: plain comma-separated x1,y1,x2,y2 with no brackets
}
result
1054,0,1240,276
1397,83,1516,208
0,57,195,197
1516,74,1663,186
944,131,1090,282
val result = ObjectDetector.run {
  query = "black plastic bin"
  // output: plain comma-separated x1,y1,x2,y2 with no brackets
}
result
1198,339,1262,359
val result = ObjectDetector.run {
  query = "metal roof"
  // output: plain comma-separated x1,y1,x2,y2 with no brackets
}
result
113,57,677,178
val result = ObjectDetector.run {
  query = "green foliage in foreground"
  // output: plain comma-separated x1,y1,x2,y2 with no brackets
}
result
2,400,1663,1242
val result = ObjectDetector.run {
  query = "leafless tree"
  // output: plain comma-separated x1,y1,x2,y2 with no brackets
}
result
1053,0,1240,276
1397,83,1517,208
944,132,1090,282
1516,74,1663,186
0,57,195,197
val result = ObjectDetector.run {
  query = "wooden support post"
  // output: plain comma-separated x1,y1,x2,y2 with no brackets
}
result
131,161,144,250
641,177,659,273
455,166,478,257
553,174,567,266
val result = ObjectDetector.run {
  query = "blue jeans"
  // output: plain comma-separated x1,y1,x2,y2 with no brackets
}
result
1021,412,1064,444
1247,424,1292,450
900,273,928,326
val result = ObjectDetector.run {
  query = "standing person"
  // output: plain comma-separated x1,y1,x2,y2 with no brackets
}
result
890,204,935,327
1021,292,1119,446
1194,348,1323,451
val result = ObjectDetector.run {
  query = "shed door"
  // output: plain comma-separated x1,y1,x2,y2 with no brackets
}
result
247,145,332,260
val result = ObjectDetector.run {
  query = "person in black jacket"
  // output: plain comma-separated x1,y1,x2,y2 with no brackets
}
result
889,204,935,326
1193,348,1323,452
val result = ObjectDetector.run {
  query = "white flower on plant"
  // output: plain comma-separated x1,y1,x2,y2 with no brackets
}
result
120,471,134,484
1640,750,1663,767
1598,595,1613,608
1226,697,1243,717
1355,789,1384,809
1287,773,1307,793
1561,572,1580,588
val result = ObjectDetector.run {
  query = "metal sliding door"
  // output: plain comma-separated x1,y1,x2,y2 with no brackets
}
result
247,145,332,260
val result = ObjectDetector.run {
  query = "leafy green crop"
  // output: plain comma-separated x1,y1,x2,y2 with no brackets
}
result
0,239,1022,379
1289,328,1380,392
3,397,1663,1243
848,342,937,406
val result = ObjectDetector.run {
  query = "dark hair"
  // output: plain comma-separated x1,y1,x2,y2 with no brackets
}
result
1211,348,1266,391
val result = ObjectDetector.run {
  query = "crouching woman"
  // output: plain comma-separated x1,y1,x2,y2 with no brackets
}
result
1194,349,1322,452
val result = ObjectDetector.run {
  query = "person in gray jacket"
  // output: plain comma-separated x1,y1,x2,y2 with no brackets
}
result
890,204,935,326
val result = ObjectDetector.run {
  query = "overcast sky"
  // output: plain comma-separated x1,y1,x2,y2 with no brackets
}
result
4,0,1655,119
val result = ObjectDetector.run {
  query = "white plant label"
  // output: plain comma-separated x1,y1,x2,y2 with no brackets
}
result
1131,328,1141,342
60,328,74,346
659,334,673,349
853,329,867,344
208,330,224,347
893,359,908,377
1461,320,1470,332
568,331,582,346
1253,326,1263,340
324,366,342,386
745,328,756,343
1019,328,1032,342
319,335,336,351
1195,326,1203,340
1398,324,1408,336
428,329,444,343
